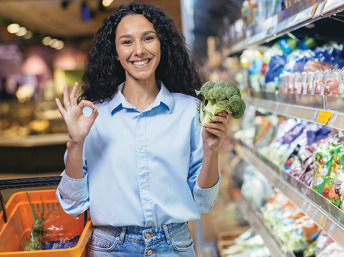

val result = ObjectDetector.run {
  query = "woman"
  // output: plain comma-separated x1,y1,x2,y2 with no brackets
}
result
55,3,229,256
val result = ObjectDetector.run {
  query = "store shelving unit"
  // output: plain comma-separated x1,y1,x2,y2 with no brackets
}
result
235,142,344,248
243,92,344,130
224,0,344,56
237,195,296,257
221,0,344,254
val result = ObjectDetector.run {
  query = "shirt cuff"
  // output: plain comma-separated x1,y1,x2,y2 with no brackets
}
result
193,170,221,213
57,172,88,201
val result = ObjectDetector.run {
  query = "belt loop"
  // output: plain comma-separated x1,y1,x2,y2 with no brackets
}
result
163,225,171,245
119,227,126,244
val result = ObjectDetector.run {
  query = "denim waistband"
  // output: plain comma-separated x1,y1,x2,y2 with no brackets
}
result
94,222,188,245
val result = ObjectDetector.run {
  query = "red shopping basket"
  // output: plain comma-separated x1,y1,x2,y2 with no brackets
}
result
0,177,92,257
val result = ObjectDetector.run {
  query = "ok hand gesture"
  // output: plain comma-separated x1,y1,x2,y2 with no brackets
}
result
55,82,98,144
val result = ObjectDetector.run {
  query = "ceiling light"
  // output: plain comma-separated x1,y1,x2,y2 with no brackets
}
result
49,39,57,46
54,40,65,50
42,37,52,46
7,23,20,34
24,31,32,39
16,27,27,37
102,0,113,7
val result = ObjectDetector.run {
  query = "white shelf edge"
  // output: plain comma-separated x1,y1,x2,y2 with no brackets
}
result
235,143,344,247
237,196,296,257
244,95,344,130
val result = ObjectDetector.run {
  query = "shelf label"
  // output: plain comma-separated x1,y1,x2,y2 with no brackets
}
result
301,201,308,210
312,209,319,220
316,110,332,125
306,204,312,214
328,222,335,237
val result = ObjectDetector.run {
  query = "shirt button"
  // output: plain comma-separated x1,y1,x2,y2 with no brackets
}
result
147,249,153,255
146,233,151,239
138,145,143,150
147,221,152,226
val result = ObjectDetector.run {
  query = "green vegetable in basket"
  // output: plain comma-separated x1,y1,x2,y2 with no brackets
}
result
24,191,51,251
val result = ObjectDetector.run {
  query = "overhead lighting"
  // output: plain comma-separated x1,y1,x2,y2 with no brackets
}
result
53,40,64,50
7,23,20,34
42,36,52,46
24,31,32,39
102,0,113,7
16,27,27,37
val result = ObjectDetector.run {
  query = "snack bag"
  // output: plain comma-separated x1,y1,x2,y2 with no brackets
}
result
313,147,333,198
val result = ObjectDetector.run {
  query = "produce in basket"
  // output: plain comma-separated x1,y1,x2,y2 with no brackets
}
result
24,191,52,251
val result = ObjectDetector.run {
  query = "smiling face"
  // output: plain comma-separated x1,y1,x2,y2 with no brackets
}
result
115,14,161,83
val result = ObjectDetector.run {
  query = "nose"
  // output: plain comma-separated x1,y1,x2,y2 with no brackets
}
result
134,42,145,56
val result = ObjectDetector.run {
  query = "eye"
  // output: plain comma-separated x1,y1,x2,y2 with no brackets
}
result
121,40,132,45
144,35,154,42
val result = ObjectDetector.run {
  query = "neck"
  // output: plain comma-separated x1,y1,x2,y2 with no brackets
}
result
122,77,160,111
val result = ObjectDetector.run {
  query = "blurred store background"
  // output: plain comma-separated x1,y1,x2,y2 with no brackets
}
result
5,1,344,257
0,0,243,174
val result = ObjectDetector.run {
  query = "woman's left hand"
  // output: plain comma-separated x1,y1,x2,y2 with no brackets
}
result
202,111,230,152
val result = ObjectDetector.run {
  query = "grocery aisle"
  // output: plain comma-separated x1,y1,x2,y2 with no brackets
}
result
202,0,344,256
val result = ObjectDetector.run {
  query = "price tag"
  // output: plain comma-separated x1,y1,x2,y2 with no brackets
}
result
328,113,338,127
328,222,335,237
316,110,332,125
306,204,312,214
301,201,308,210
312,4,319,17
312,209,319,220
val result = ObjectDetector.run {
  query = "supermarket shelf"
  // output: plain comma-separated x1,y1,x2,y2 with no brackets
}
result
237,196,296,257
243,93,344,130
226,0,344,55
235,142,344,248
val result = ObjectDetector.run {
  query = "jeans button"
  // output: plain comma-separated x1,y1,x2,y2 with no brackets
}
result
146,233,151,239
147,249,152,255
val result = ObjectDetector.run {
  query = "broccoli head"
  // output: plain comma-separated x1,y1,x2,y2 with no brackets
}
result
196,80,246,126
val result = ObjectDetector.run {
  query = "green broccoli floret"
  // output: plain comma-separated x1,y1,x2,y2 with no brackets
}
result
196,80,246,126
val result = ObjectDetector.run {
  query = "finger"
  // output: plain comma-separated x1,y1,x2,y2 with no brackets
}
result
91,106,98,118
55,98,66,117
70,82,79,106
217,111,228,116
205,122,227,133
211,115,228,124
78,100,96,110
63,85,71,110
205,127,226,138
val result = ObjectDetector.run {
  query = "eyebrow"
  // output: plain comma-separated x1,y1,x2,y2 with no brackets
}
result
118,30,156,40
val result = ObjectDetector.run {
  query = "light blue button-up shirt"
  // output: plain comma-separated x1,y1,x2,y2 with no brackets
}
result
56,81,221,228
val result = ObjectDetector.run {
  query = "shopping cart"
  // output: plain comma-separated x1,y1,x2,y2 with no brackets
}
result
0,176,92,257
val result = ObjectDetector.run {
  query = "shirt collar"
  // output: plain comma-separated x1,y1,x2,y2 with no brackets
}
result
108,80,175,115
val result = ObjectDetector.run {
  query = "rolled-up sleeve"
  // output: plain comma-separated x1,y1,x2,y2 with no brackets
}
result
56,149,90,217
56,172,90,217
193,171,221,213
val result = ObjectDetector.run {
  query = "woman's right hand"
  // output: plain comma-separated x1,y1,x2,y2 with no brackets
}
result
55,82,98,145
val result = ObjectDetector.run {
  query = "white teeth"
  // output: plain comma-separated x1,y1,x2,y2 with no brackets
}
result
132,59,149,66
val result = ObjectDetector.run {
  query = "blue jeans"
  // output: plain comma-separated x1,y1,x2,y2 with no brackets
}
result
87,222,195,256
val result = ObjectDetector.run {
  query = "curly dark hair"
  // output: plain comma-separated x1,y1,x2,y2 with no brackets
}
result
79,2,204,103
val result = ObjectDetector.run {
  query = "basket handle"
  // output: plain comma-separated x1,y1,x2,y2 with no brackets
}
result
0,176,88,226
0,176,61,223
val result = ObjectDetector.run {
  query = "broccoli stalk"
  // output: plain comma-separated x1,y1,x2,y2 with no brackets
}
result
196,80,246,126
